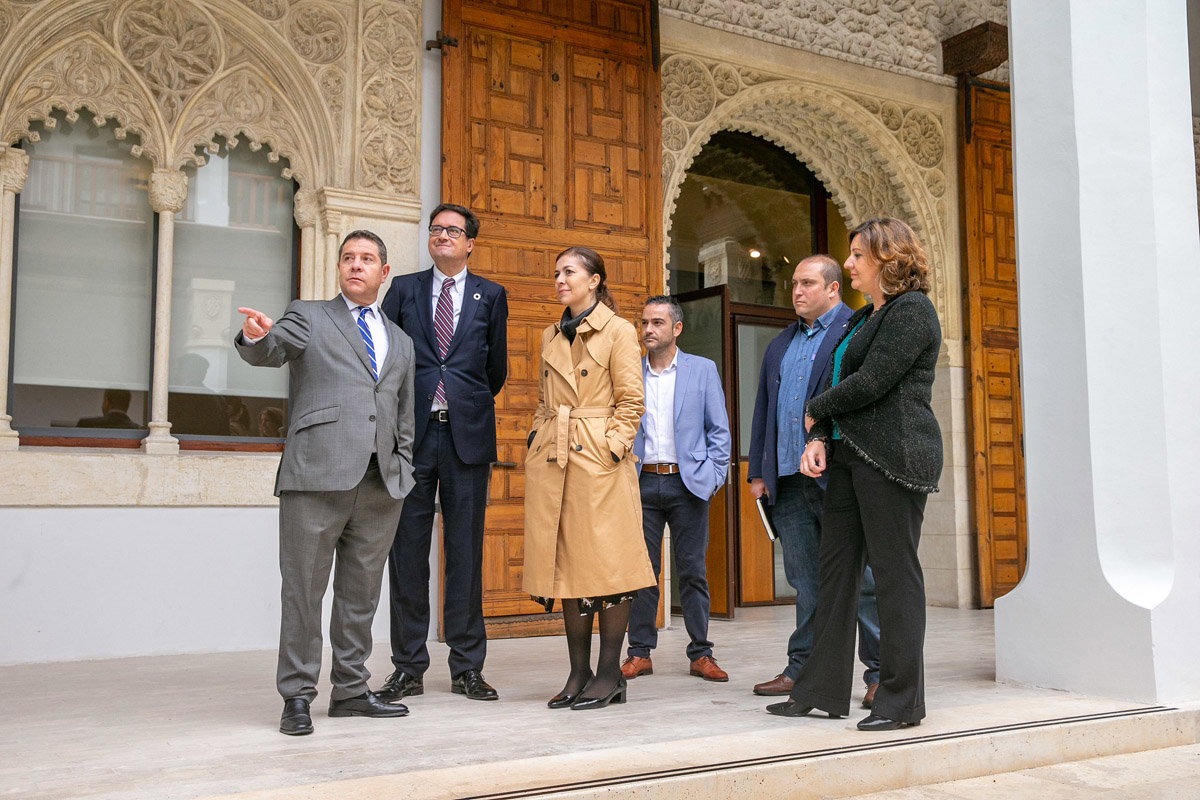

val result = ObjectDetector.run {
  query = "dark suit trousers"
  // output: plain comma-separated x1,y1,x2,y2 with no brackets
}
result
627,472,714,661
789,445,928,724
387,419,489,677
277,457,405,703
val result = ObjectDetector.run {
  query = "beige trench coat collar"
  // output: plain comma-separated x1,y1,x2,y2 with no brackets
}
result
543,302,620,401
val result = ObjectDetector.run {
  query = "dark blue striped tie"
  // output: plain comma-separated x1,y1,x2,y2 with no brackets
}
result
356,306,378,380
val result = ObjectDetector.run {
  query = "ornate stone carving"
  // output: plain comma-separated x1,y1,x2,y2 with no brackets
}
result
356,0,420,195
900,109,944,168
2,36,164,167
659,54,954,338
117,0,222,123
293,188,318,227
286,1,347,65
0,148,30,194
0,5,12,45
319,67,345,115
239,0,288,21
660,0,1009,84
662,56,716,123
148,168,188,213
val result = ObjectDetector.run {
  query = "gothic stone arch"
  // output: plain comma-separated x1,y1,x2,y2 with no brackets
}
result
660,54,957,340
0,0,341,190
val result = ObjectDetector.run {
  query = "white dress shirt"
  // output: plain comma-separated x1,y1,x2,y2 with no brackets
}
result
343,294,389,371
430,266,467,412
642,349,678,465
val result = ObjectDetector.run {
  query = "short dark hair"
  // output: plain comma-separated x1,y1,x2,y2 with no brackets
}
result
430,203,480,240
103,389,132,411
799,254,843,297
340,230,387,265
643,294,683,325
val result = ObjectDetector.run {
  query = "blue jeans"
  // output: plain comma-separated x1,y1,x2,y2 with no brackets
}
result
773,473,880,686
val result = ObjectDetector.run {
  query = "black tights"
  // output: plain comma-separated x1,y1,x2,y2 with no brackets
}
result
559,598,631,698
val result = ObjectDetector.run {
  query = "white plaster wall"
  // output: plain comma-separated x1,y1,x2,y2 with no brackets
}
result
0,507,394,664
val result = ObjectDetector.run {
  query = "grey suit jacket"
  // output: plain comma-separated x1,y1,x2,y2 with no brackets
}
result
235,296,416,500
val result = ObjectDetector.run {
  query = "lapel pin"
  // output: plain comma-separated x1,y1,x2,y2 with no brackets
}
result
473,292,481,300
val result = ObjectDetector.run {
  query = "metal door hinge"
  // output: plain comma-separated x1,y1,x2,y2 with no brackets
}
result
425,31,459,52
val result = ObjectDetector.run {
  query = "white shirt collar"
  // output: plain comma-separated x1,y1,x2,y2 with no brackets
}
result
644,348,679,376
343,294,381,316
432,265,468,289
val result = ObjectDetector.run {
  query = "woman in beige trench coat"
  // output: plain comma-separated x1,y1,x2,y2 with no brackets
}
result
523,246,655,710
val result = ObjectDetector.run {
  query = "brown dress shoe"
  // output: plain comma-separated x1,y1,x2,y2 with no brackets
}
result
620,655,653,679
862,683,879,709
689,655,729,682
753,673,795,696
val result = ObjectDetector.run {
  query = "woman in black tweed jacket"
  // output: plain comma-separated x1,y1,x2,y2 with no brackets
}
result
766,217,942,731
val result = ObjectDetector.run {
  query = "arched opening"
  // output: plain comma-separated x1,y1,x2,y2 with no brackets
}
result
664,130,858,616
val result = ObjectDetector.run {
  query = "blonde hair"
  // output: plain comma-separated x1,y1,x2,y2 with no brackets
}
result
848,218,930,300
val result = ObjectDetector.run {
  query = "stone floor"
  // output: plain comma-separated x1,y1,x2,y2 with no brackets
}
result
0,606,1194,800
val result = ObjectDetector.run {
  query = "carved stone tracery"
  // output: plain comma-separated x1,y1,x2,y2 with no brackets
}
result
660,53,956,338
356,0,420,196
117,0,223,124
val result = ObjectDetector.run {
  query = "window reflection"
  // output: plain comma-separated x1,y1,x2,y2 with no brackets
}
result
11,111,152,435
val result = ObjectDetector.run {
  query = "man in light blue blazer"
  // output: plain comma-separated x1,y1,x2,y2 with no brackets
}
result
624,296,732,682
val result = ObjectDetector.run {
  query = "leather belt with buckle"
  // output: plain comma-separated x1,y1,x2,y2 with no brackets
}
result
643,463,679,474
430,410,449,422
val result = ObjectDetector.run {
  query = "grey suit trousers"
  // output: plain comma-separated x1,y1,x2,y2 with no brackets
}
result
277,458,405,702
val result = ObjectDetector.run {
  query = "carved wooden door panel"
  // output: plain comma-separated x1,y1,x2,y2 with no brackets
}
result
442,0,661,632
961,82,1026,607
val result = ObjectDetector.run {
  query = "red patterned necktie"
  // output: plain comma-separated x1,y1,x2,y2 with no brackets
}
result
433,277,455,403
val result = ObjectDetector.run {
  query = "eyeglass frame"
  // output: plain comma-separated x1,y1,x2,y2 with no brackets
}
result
428,224,467,239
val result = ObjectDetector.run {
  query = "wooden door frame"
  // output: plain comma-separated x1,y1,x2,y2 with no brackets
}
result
728,301,800,608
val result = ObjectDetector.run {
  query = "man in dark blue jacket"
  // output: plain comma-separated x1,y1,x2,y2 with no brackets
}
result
378,203,508,702
746,255,881,708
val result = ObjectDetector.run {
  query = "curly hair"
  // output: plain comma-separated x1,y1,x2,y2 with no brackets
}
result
848,218,930,300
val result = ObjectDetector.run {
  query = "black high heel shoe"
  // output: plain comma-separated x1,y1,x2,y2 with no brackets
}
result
570,676,627,710
547,670,593,709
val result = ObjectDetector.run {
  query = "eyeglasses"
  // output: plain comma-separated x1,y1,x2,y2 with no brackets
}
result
429,225,466,239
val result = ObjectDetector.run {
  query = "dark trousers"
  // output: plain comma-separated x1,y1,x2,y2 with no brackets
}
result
387,419,489,678
789,445,928,723
277,457,404,702
627,472,714,661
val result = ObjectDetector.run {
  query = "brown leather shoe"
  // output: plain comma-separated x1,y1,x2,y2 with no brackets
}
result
689,655,729,682
620,655,653,679
862,683,879,709
753,673,794,696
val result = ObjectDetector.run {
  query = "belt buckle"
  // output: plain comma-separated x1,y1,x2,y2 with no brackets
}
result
432,410,449,423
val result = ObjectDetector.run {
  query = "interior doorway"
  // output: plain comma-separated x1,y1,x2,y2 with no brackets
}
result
666,131,856,611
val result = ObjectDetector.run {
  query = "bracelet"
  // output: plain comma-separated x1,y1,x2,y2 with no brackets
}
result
806,437,828,446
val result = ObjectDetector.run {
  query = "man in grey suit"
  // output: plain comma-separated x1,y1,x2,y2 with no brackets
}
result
236,230,416,736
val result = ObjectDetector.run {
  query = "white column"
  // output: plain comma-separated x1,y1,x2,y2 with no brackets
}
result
0,148,29,451
293,189,318,301
142,169,188,455
321,208,343,300
999,0,1200,703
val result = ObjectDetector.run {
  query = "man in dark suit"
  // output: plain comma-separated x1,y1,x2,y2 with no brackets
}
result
747,255,882,708
378,203,508,702
236,229,416,735
623,296,731,682
77,389,140,429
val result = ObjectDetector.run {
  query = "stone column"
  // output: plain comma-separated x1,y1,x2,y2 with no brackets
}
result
142,169,188,455
321,207,343,300
999,0,1200,702
0,148,29,451
293,189,318,301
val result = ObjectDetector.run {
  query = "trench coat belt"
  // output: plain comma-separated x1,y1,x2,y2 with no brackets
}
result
554,404,616,468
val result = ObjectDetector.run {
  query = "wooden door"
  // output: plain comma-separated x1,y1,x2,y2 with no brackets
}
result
442,0,662,634
960,81,1027,607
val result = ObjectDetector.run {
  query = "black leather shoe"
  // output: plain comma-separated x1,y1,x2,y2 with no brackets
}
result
377,669,423,702
765,699,843,719
570,676,627,710
328,691,409,718
857,713,920,731
451,669,499,701
548,670,593,709
280,697,313,735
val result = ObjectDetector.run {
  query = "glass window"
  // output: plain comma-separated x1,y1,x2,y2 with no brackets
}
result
667,131,853,308
10,111,153,436
171,137,294,439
